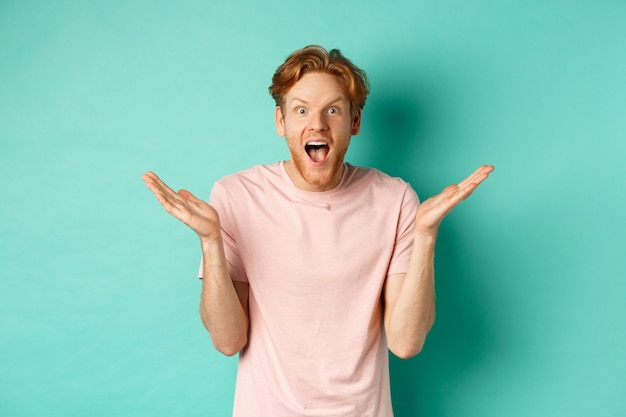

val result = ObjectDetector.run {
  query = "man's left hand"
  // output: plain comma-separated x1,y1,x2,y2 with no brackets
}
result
415,165,495,235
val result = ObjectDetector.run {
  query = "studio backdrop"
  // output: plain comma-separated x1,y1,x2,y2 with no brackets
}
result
1,1,625,416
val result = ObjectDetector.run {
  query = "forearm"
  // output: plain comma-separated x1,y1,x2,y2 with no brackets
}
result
385,232,437,359
199,237,249,356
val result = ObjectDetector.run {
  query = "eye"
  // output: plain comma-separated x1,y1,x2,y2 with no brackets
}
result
327,107,339,114
296,107,306,114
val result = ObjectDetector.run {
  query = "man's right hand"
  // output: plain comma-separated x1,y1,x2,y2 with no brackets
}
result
142,171,221,243
143,171,249,355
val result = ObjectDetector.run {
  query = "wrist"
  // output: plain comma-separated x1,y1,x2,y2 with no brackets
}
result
413,228,438,246
199,235,224,252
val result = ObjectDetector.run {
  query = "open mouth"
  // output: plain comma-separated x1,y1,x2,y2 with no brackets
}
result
305,141,330,163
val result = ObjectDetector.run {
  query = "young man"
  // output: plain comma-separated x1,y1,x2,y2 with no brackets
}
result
142,45,493,416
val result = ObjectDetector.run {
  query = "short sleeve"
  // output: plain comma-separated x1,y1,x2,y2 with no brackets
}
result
197,181,248,282
386,184,419,276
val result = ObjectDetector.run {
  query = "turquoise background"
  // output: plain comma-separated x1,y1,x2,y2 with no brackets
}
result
2,0,625,416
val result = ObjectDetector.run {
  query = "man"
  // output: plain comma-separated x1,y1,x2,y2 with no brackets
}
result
142,45,493,416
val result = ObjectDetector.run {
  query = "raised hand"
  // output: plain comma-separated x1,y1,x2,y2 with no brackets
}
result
415,165,494,234
141,171,221,242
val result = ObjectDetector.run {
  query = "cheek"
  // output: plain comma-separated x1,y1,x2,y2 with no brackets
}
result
281,119,303,137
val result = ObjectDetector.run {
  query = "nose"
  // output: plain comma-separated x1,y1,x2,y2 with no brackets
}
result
308,111,328,132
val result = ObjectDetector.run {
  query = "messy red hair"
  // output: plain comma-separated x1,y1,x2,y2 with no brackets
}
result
269,45,370,116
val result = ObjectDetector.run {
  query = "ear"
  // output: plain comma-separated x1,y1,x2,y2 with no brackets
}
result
351,109,362,136
274,106,285,136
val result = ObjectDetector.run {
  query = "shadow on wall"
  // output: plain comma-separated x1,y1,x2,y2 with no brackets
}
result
363,74,497,417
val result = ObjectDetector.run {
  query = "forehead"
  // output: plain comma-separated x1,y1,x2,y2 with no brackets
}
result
285,72,349,104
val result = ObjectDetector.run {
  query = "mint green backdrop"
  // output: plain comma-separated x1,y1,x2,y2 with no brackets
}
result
2,1,625,416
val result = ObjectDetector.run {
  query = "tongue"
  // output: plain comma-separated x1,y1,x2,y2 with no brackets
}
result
308,146,329,162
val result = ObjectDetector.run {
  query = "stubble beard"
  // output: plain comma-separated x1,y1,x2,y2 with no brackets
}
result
291,144,349,191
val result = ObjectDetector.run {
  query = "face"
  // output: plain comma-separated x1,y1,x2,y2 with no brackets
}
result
275,72,361,192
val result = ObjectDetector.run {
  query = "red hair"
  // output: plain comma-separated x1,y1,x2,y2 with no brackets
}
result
269,45,370,116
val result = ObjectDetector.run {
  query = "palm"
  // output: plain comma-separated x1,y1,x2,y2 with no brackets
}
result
142,171,220,240
415,165,494,233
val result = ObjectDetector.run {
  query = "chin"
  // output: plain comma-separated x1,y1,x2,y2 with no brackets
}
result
304,175,334,189
302,166,343,190
290,151,346,191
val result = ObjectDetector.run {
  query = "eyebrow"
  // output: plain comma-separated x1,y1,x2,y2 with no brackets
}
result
289,96,346,106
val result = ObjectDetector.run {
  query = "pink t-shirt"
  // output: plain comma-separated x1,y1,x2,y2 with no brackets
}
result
206,162,418,417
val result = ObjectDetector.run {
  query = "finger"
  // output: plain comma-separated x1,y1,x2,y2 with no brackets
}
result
144,182,181,211
178,189,200,202
142,173,192,217
458,165,494,190
141,171,165,186
452,168,494,203
434,178,481,208
431,171,480,202
142,171,171,191
418,166,494,227
457,165,491,188
442,183,478,206
142,172,181,202
428,184,459,204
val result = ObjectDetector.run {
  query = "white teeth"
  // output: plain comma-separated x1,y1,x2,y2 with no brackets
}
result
306,141,327,146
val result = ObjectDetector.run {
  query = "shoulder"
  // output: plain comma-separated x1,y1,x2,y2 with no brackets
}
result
213,163,284,195
210,163,282,205
346,164,418,201
215,163,281,188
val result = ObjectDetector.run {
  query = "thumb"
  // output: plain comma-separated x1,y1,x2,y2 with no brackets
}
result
177,189,196,200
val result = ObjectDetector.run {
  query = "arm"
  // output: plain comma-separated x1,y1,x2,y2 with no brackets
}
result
142,171,249,356
384,165,494,359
